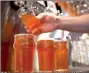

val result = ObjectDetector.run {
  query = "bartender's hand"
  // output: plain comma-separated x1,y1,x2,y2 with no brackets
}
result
25,13,60,34
25,13,89,34
37,13,58,32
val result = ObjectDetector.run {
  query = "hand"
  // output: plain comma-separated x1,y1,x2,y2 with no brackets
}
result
37,13,59,32
25,13,59,35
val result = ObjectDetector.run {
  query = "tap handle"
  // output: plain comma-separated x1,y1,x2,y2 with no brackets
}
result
9,1,27,10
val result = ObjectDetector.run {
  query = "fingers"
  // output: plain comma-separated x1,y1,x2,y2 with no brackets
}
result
24,23,42,35
31,27,42,35
24,12,58,35
24,26,31,33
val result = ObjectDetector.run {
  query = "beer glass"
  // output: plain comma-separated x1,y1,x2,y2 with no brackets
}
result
54,40,68,72
37,39,56,72
13,34,36,72
18,6,42,35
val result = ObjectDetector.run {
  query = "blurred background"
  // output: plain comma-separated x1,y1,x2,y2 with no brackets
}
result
1,0,89,72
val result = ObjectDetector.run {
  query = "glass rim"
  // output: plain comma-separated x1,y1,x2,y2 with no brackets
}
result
37,38,55,41
17,6,31,17
14,33,36,38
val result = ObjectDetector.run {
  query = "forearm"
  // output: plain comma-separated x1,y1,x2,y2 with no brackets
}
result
56,14,89,33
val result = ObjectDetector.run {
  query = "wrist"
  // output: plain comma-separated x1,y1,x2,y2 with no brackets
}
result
54,16,73,30
54,16,62,29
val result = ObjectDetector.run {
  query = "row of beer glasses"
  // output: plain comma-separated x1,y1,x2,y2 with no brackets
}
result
13,34,68,72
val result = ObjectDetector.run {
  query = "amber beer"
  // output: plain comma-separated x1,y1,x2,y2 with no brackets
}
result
54,41,68,71
13,34,35,72
18,7,42,35
37,40,56,71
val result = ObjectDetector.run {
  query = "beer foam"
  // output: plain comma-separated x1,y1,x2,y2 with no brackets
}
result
14,33,35,37
37,33,55,41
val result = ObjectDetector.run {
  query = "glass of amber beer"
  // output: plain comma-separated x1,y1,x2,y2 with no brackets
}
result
37,39,56,72
54,40,68,72
13,34,36,72
18,6,42,35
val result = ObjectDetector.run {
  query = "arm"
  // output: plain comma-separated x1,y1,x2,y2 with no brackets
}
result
56,14,89,33
25,13,89,34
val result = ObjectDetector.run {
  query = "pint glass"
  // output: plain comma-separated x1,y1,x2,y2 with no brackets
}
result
18,7,42,35
37,40,56,71
54,41,68,72
13,34,36,72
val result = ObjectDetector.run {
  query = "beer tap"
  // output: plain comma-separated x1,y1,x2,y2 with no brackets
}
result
9,1,27,9
55,3,62,15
